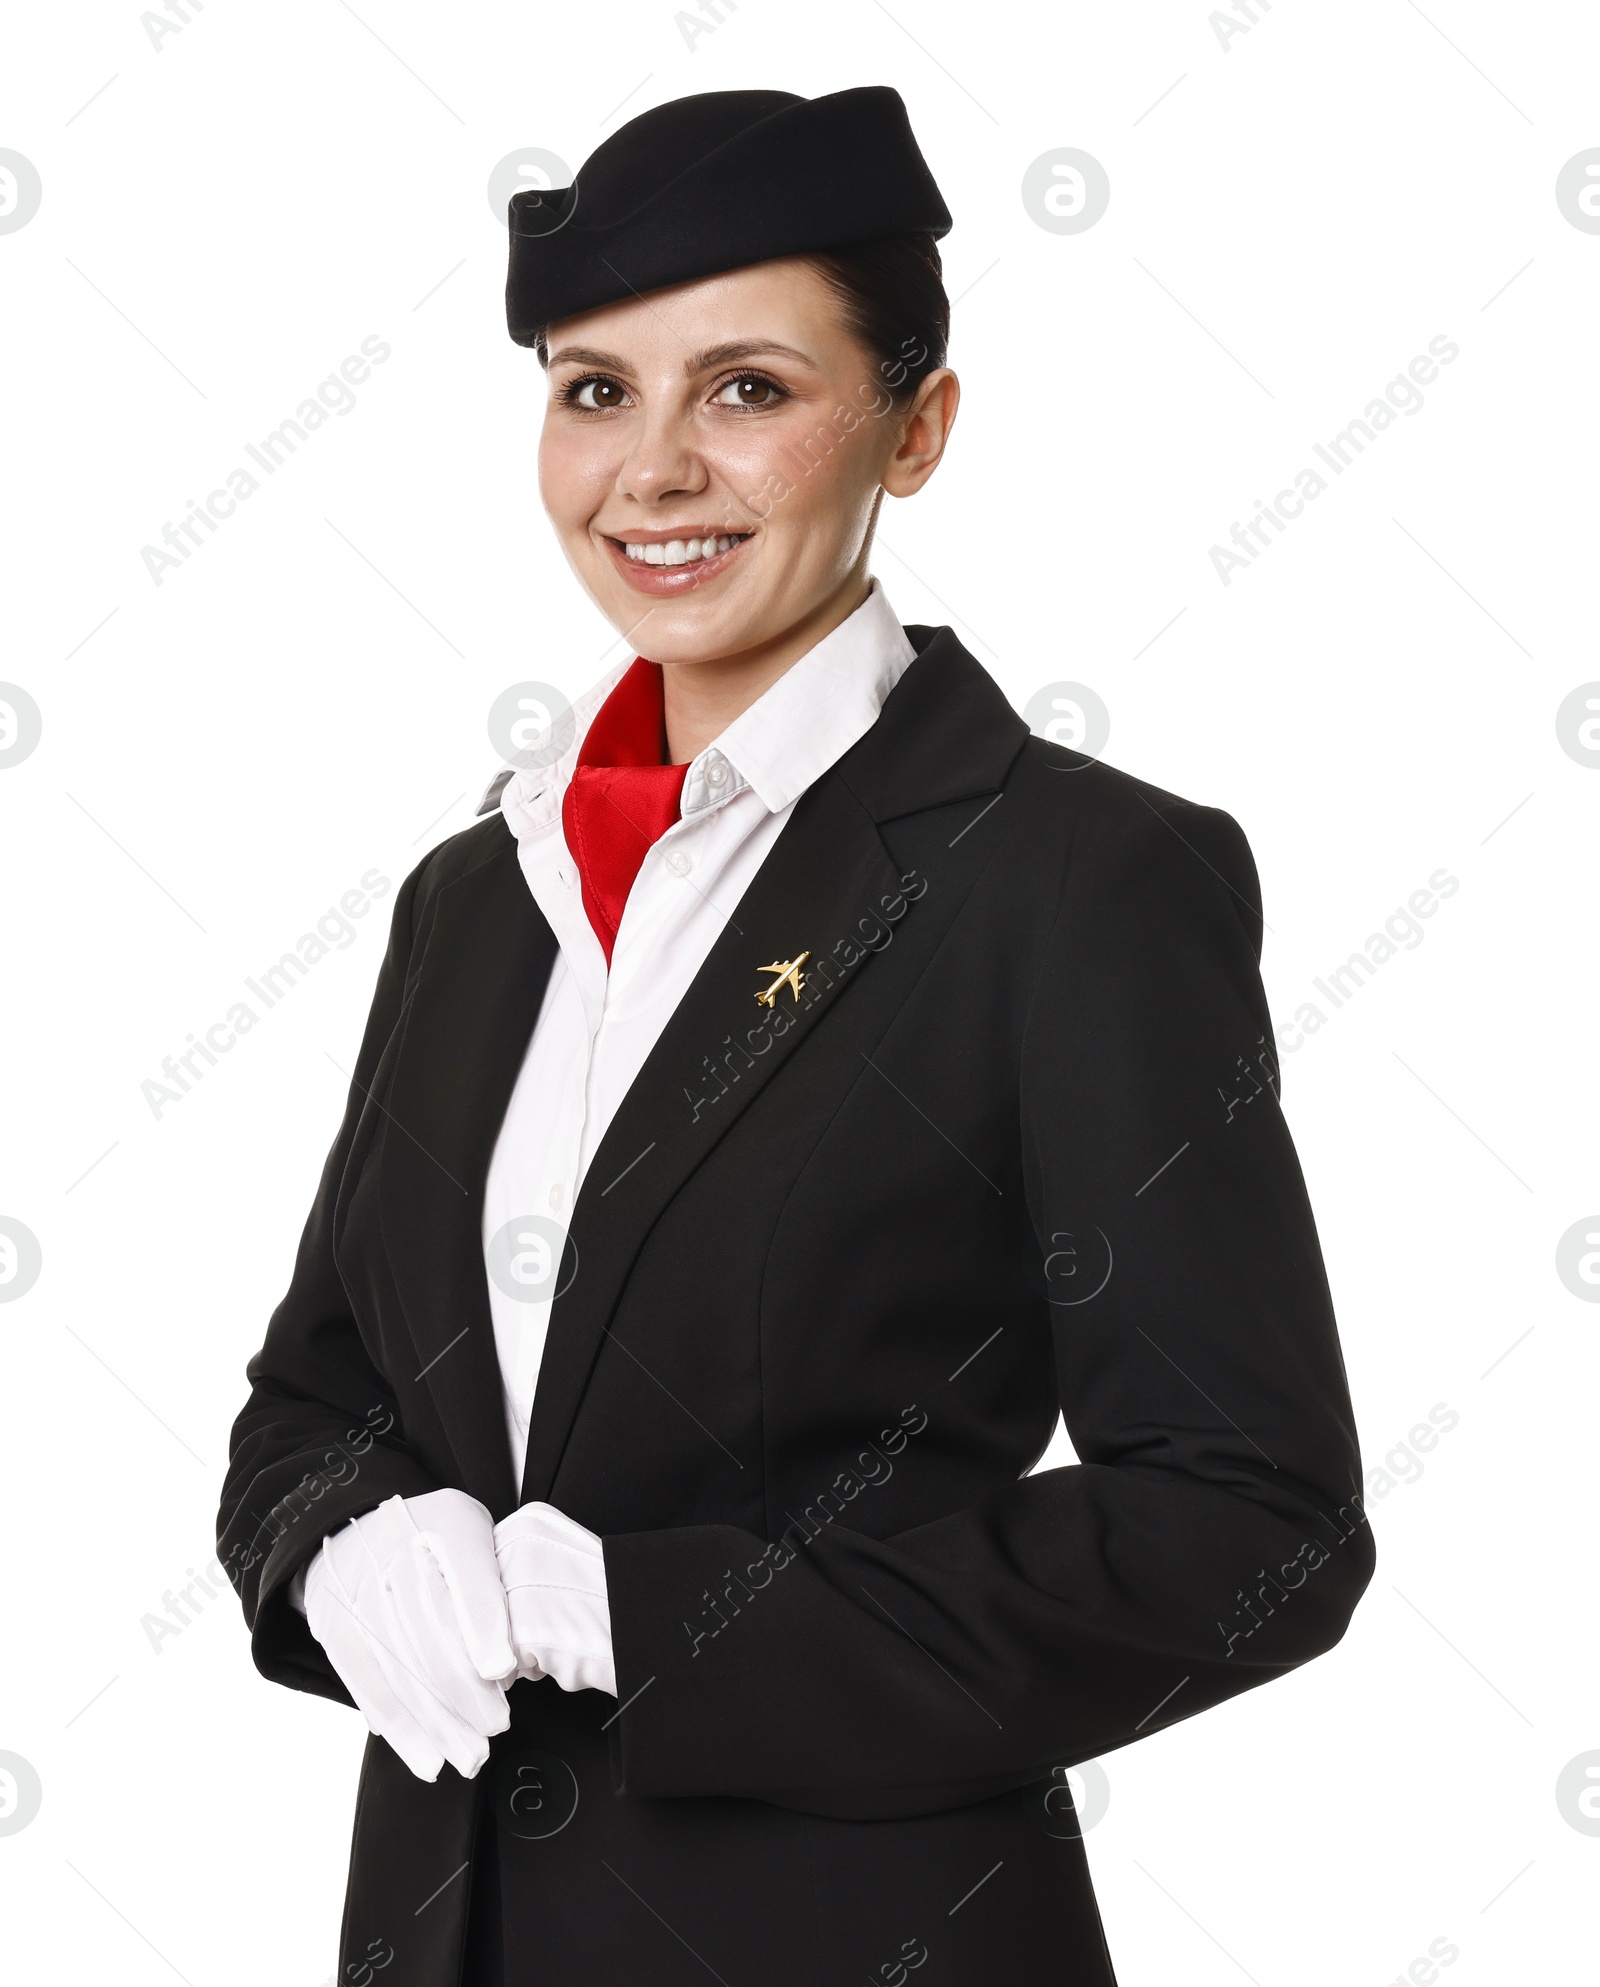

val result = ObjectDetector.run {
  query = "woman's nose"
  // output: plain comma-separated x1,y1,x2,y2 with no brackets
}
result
614,412,706,505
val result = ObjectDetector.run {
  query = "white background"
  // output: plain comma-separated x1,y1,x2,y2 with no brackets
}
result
3,2,1597,1981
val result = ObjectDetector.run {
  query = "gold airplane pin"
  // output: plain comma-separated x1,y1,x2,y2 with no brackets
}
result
755,951,810,1007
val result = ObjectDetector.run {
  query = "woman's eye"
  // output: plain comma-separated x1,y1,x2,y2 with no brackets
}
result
713,374,783,408
567,377,628,410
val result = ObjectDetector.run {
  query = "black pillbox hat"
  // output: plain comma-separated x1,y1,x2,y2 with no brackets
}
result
505,85,952,342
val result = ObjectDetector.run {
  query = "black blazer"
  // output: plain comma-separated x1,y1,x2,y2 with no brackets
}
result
218,625,1372,1987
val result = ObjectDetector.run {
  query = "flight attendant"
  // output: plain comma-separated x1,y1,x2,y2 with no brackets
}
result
219,86,1373,1987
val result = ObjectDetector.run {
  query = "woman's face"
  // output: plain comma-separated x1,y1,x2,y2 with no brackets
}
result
537,256,956,667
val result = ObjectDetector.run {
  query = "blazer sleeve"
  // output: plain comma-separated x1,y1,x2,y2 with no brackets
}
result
602,801,1374,1819
216,855,445,1706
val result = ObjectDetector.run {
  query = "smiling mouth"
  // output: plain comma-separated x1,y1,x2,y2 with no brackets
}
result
616,532,750,568
601,528,754,593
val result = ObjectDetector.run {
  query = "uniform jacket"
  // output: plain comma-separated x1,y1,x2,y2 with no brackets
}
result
218,624,1373,1986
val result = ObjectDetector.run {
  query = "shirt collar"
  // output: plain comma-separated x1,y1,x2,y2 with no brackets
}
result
480,655,631,836
482,578,914,838
680,579,914,818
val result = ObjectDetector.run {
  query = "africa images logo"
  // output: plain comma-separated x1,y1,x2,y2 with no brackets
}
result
1209,336,1460,584
138,336,391,586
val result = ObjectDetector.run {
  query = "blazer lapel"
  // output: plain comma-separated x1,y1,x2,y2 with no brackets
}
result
380,832,556,1516
518,772,903,1503
518,626,1029,1504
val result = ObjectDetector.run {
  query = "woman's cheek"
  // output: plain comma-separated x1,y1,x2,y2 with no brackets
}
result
538,425,619,530
708,432,798,525
762,423,853,530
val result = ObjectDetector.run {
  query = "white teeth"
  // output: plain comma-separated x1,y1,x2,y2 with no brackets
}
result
621,533,746,565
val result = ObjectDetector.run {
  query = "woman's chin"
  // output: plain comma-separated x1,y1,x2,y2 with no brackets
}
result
593,587,766,666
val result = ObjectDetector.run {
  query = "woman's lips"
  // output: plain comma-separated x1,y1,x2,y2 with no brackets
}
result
601,532,752,595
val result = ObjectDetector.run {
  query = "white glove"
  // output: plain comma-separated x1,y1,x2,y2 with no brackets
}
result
302,1490,518,1782
493,1501,616,1697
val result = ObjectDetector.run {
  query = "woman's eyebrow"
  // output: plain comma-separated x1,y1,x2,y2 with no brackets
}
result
684,339,818,373
545,338,820,375
545,345,633,371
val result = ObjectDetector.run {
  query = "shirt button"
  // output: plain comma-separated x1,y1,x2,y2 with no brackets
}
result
548,1183,565,1209
705,756,728,788
665,849,692,876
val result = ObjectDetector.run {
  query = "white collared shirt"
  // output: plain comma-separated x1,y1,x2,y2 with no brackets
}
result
481,581,916,1484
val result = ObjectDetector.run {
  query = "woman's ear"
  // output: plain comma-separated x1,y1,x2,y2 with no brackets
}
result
882,368,960,499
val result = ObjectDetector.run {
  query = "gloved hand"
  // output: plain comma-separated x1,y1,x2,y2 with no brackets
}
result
493,1501,616,1696
301,1489,517,1781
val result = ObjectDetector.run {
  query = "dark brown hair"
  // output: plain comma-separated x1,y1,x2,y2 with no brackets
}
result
804,232,950,402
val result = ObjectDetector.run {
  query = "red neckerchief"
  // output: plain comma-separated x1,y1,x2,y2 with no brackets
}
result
561,658,688,964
